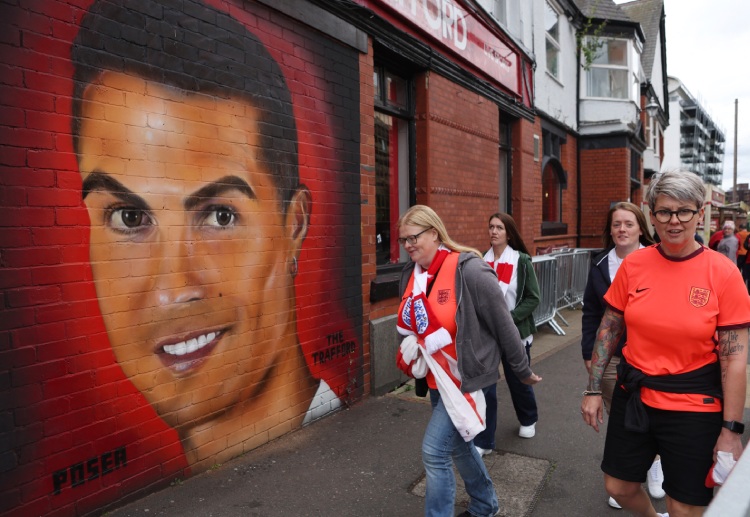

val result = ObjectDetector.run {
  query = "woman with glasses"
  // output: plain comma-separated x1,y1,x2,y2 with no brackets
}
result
474,212,541,459
395,205,542,517
581,171,750,517
580,202,657,509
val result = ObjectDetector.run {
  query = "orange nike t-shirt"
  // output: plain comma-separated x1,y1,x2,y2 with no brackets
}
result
604,245,750,412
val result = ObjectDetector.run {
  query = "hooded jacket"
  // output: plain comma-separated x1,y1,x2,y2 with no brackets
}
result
399,252,532,393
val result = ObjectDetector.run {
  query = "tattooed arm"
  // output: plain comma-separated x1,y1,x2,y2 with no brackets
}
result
581,307,625,432
715,328,748,460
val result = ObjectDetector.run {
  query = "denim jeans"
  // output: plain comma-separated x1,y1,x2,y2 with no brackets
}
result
424,389,499,517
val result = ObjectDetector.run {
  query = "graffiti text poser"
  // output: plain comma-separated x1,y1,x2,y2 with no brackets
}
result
52,446,127,495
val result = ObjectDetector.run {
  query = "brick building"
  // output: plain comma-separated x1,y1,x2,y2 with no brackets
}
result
0,0,670,515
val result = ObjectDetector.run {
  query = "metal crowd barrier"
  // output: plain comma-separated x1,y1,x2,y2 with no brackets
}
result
531,255,565,335
532,248,597,336
551,251,576,321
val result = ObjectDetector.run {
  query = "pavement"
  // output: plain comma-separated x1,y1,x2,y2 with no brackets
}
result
107,308,750,517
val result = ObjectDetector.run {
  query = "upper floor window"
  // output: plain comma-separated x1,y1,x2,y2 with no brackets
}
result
585,38,628,99
374,65,412,267
492,0,507,26
545,2,561,80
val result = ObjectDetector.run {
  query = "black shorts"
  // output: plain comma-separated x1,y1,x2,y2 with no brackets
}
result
601,386,722,506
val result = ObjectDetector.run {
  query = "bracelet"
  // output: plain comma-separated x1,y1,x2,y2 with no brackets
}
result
582,390,602,396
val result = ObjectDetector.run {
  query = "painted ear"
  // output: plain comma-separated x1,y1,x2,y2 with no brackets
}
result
286,185,311,255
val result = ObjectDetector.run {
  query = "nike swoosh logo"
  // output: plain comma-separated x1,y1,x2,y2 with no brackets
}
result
636,287,649,293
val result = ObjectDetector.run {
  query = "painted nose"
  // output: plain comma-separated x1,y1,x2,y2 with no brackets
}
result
152,236,206,306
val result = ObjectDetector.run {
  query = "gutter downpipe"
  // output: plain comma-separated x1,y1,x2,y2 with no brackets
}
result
575,27,581,248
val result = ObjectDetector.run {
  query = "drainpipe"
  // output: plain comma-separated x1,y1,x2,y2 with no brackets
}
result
575,26,582,248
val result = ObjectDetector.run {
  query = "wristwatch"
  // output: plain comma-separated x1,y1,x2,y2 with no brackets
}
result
722,420,745,434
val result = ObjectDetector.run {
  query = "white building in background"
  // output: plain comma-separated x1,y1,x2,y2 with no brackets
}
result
661,75,725,185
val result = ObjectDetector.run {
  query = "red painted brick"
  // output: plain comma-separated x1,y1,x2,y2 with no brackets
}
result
0,167,56,187
27,187,80,207
31,264,89,285
0,307,36,331
0,228,33,248
11,359,67,387
2,207,56,227
15,396,71,427
5,286,61,308
36,300,100,325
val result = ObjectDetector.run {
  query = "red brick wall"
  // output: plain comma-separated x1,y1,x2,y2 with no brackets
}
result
579,147,632,248
510,117,542,250
1,1,364,515
415,72,501,252
519,120,579,253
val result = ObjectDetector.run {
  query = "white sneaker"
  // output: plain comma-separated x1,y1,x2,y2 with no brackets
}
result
656,513,669,517
475,446,491,457
607,496,622,509
518,423,536,438
647,459,665,499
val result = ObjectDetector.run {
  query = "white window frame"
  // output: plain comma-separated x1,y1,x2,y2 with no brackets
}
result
544,1,561,81
492,0,507,26
583,37,631,100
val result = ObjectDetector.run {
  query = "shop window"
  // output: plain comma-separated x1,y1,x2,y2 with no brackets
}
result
544,2,560,80
373,66,413,268
541,128,568,236
585,38,629,99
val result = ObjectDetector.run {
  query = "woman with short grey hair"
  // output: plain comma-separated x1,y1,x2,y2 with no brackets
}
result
581,170,750,516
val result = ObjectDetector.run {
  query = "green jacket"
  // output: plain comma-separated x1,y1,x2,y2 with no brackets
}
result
509,252,540,340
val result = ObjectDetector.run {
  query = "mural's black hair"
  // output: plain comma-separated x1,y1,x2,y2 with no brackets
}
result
71,0,299,206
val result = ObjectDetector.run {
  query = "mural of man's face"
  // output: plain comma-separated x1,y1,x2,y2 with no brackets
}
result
77,71,309,432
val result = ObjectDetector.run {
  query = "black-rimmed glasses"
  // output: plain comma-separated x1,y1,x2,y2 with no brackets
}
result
398,228,431,246
653,209,699,223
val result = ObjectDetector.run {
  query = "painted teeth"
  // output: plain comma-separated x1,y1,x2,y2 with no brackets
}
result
163,332,217,356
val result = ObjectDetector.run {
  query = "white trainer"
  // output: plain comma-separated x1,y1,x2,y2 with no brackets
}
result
656,513,669,517
518,423,536,438
475,446,491,457
607,496,622,509
647,459,666,499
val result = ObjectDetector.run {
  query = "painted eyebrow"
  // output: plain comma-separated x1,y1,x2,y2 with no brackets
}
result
81,172,255,212
82,171,149,211
183,176,255,211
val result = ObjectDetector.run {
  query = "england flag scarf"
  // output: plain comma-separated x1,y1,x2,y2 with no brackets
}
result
396,248,486,441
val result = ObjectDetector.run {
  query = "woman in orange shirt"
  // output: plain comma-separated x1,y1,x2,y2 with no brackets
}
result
581,171,750,517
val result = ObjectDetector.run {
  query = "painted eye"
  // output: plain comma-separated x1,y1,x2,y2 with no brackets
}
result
204,207,236,227
110,208,150,229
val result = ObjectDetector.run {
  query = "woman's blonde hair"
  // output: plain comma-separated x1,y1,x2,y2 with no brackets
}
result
397,205,482,258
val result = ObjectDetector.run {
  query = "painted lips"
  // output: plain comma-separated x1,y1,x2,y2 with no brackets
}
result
158,331,222,374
